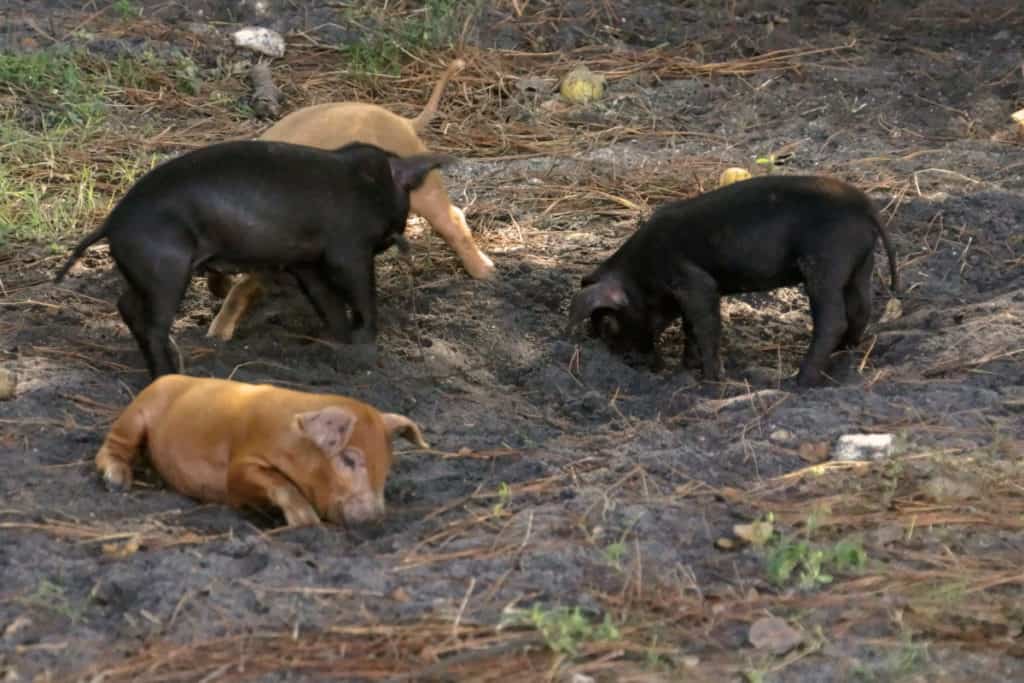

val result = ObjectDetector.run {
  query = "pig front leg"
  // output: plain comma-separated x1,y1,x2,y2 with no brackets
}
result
670,266,722,382
227,460,320,527
290,265,353,343
324,249,378,346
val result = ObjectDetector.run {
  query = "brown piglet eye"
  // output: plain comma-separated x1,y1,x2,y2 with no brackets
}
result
340,450,357,469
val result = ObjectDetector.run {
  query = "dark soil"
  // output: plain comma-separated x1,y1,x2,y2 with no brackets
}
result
2,1,1023,681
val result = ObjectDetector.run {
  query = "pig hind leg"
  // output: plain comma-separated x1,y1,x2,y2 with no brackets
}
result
113,236,193,378
207,274,268,341
796,255,853,387
681,316,702,370
839,252,874,350
95,392,154,491
412,177,495,280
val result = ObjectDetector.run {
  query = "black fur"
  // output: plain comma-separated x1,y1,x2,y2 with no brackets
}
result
566,175,899,387
54,140,453,379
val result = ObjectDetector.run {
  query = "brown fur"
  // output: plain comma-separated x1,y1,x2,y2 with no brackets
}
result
207,58,493,342
94,375,428,527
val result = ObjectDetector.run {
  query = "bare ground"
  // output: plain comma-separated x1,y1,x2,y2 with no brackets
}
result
1,1,1024,681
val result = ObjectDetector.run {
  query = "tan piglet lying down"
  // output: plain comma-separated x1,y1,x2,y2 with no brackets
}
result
95,375,428,527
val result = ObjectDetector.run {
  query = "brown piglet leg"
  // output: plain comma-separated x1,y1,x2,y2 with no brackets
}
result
227,460,320,527
207,274,268,341
411,173,495,280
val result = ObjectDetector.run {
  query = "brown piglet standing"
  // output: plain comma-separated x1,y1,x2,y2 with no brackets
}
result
95,375,429,527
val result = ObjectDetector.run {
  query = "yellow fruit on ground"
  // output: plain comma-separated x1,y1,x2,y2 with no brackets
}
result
560,65,606,104
719,167,752,187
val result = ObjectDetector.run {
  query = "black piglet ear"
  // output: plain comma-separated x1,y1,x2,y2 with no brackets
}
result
565,279,629,335
388,153,456,193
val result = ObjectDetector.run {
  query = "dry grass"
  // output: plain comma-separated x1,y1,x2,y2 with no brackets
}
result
44,440,1022,681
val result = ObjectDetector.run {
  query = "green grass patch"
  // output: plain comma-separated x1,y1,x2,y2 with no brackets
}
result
0,45,202,245
502,604,620,656
0,48,110,127
339,0,478,75
744,511,869,590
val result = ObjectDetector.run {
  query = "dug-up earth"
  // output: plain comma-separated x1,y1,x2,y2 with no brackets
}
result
2,1,1024,681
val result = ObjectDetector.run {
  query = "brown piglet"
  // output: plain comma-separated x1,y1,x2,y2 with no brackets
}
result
95,375,428,527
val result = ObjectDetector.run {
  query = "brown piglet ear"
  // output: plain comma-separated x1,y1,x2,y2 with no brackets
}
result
294,406,358,455
381,413,429,450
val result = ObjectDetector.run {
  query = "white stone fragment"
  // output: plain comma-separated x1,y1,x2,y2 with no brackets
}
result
232,27,285,58
832,433,894,461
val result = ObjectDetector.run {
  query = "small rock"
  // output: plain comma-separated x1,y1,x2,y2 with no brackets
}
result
3,615,31,639
184,21,217,36
515,76,555,94
0,367,15,400
832,433,894,462
879,297,903,323
390,587,411,603
580,391,605,413
741,365,780,385
239,0,272,16
733,520,774,546
921,475,979,503
749,616,803,655
232,26,285,58
870,524,905,547
715,537,737,550
798,441,831,463
769,429,795,444
681,655,700,668
996,439,1024,458
569,674,595,683
540,97,570,113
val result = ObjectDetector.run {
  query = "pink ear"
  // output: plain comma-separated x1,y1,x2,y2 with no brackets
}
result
294,406,357,454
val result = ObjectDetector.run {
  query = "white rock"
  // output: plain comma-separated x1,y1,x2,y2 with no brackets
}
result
769,428,795,444
832,433,894,461
232,27,285,58
569,675,595,683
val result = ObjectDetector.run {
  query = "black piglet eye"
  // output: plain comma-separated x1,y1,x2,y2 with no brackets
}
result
341,451,357,469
